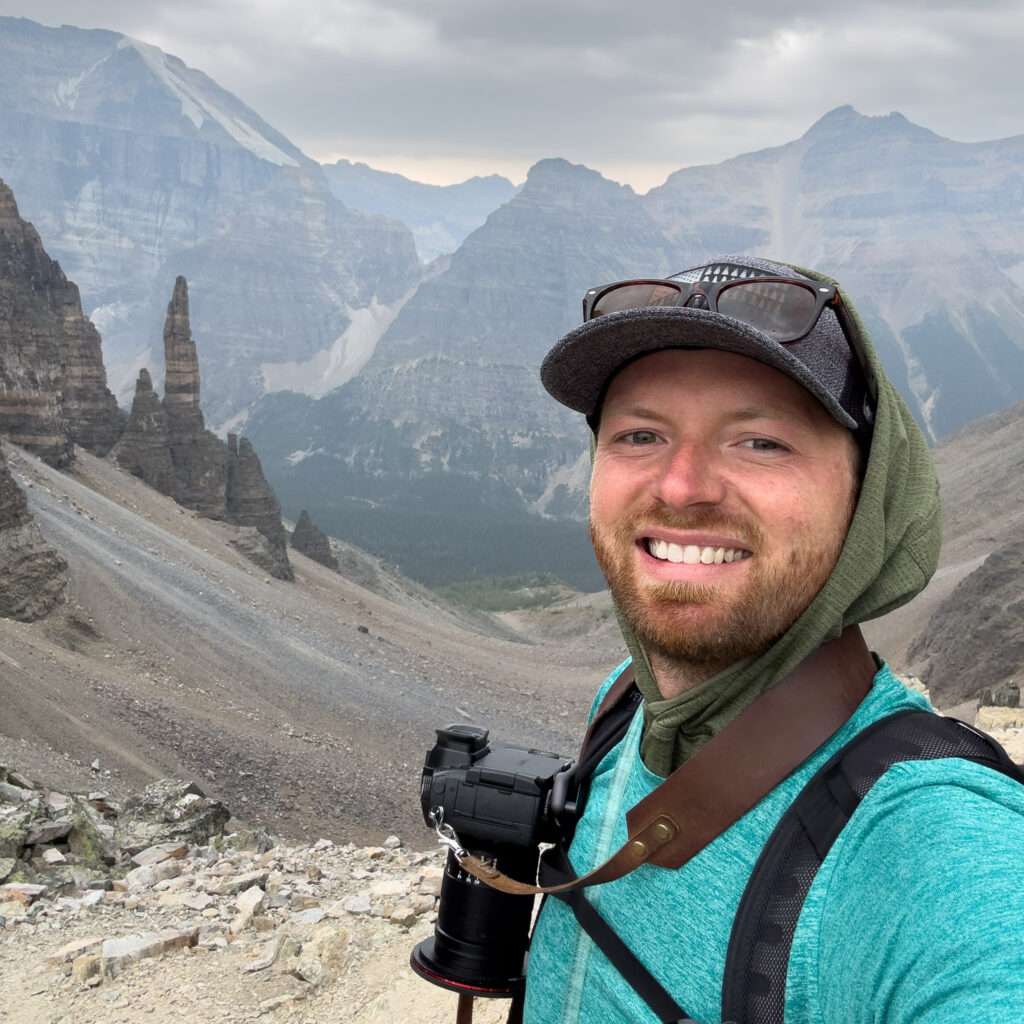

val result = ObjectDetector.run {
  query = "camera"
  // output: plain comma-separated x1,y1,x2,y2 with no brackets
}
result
410,723,574,998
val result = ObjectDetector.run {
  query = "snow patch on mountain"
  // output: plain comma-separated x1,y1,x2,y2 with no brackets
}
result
260,290,414,398
118,37,299,168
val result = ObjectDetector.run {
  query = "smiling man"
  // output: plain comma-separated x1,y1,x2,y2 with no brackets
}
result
518,256,1024,1023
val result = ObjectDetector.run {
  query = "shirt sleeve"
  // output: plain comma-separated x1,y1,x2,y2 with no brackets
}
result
809,759,1024,1023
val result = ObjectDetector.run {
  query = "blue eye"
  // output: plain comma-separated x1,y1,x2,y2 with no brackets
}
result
625,430,660,445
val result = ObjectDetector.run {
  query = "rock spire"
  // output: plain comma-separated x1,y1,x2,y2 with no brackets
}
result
289,511,340,571
115,278,292,580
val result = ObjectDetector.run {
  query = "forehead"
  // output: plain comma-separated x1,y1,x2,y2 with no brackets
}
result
599,348,838,430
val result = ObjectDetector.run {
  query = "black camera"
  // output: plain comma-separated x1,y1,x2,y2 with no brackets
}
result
410,723,574,998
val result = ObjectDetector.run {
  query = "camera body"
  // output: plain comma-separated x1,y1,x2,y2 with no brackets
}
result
410,723,574,997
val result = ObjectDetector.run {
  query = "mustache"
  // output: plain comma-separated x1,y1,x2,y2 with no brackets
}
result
615,504,765,548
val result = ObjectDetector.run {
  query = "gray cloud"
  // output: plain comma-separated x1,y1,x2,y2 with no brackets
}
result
5,1,1024,188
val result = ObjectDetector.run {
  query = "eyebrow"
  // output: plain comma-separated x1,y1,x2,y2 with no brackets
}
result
602,403,809,426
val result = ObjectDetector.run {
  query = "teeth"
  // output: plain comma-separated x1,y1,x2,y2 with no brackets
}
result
647,540,750,564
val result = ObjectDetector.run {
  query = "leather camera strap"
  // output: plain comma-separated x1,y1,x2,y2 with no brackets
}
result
457,625,876,896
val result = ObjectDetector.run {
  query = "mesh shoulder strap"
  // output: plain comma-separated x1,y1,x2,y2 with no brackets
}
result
722,709,1024,1024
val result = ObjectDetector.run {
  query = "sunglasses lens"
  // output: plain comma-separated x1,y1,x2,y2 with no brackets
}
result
716,281,818,341
590,282,682,318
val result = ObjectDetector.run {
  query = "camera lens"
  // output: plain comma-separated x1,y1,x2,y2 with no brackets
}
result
410,848,535,995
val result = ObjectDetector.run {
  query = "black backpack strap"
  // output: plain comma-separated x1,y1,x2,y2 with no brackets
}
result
548,669,642,842
539,846,697,1024
722,709,1024,1024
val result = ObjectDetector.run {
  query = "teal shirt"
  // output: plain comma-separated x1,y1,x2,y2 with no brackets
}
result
523,664,1024,1023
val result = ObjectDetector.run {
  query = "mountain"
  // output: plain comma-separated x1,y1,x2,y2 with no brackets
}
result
0,17,422,426
245,158,679,588
0,178,121,465
646,105,1024,440
250,109,1024,587
5,17,1024,589
322,159,519,261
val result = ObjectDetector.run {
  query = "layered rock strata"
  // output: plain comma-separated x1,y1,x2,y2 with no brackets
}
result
0,180,120,466
1,181,72,467
115,278,292,579
289,510,340,571
112,370,172,492
0,445,67,620
161,277,228,517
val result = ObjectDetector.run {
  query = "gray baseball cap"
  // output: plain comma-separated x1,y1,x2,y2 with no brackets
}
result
540,255,874,434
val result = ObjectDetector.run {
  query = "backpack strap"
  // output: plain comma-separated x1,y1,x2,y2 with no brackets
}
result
722,709,1024,1024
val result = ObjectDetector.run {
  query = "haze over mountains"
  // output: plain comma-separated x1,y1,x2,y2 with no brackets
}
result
3,15,1024,588
0,14,1022,860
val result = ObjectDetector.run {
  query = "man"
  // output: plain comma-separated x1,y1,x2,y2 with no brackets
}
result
522,256,1024,1023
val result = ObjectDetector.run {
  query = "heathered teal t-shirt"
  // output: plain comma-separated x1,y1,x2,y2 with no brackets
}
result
523,664,1024,1024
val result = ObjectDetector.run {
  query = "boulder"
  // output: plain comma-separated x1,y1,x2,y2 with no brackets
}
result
114,780,230,854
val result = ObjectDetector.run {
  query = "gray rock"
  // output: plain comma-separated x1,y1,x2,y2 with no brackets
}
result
101,927,198,978
24,820,72,846
114,780,230,854
290,907,325,925
342,892,372,915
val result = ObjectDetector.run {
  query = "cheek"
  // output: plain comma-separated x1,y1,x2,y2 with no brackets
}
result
589,461,629,524
758,470,856,549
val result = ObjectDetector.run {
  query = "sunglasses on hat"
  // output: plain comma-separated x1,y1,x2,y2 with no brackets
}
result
583,275,877,404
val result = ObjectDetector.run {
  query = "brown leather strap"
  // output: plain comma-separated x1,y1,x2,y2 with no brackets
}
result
458,626,876,895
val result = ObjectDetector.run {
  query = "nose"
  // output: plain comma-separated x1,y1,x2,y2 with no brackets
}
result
650,441,728,510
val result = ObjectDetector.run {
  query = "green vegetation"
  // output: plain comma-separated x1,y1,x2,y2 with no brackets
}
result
435,573,576,611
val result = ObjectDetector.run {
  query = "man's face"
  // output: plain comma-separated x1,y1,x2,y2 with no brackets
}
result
590,348,859,696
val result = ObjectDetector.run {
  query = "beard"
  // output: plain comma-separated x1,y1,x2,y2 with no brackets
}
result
591,504,851,679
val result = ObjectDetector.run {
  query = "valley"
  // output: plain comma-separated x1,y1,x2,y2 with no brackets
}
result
0,443,622,848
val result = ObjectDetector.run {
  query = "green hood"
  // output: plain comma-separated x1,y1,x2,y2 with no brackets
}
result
610,268,942,777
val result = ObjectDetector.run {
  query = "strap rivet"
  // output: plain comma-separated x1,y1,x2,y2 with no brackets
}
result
629,840,648,860
652,820,674,843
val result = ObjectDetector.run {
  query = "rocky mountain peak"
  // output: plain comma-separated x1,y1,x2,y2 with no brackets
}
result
519,157,635,203
803,105,942,144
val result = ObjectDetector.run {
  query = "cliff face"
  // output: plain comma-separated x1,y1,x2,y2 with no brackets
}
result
0,179,120,466
0,445,67,620
0,181,71,467
908,534,1024,706
115,277,292,580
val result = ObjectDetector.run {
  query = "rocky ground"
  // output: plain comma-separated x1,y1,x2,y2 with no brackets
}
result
0,767,511,1024
0,442,623,848
0,442,622,1022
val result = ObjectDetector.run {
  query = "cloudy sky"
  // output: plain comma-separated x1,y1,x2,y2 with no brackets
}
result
4,0,1024,191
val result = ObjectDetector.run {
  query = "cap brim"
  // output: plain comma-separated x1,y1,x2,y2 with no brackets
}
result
540,305,858,429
